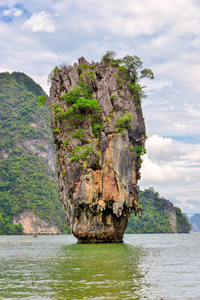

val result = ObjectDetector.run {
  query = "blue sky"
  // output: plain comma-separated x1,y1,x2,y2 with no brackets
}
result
1,0,200,216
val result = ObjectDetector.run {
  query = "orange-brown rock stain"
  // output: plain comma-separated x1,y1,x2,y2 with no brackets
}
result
85,170,102,204
102,168,119,202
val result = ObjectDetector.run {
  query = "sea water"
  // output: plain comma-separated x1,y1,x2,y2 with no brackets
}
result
0,233,199,299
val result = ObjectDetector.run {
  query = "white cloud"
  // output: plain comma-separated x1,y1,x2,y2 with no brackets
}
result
22,11,56,33
142,79,173,93
141,154,180,183
141,135,180,183
143,134,200,169
174,122,187,130
145,134,184,161
191,37,200,48
31,74,49,94
72,0,200,40
180,144,200,161
3,8,23,17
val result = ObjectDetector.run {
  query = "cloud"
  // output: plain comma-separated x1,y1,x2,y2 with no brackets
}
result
174,122,187,131
144,134,184,161
142,134,200,172
140,135,181,184
71,0,200,41
140,134,200,215
22,11,56,33
143,80,173,93
141,154,180,183
3,8,23,17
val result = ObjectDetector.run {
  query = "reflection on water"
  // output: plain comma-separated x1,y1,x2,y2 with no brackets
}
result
0,235,148,300
49,243,147,299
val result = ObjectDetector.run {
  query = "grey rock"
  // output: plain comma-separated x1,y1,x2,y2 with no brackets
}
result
48,57,146,243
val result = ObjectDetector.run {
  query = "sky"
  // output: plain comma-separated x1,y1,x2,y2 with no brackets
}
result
0,0,200,217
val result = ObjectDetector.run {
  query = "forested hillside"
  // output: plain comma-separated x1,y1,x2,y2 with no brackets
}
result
0,72,70,234
126,188,191,233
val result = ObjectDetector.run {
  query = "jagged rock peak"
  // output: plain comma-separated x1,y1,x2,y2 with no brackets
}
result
78,57,90,65
48,55,146,243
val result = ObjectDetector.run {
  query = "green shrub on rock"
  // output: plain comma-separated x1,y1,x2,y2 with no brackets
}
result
116,113,133,129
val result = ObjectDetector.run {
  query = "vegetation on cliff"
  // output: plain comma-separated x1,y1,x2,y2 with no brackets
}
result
126,188,191,233
0,72,70,234
174,207,192,233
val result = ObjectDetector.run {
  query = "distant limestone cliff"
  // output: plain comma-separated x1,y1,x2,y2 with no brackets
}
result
126,188,191,234
0,72,70,235
190,214,200,232
48,53,151,243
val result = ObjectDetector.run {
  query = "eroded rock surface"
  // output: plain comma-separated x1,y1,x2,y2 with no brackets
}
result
13,211,61,234
48,57,146,243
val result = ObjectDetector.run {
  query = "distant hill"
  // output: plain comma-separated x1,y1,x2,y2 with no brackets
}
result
126,187,191,234
183,213,189,220
190,214,200,232
0,72,70,234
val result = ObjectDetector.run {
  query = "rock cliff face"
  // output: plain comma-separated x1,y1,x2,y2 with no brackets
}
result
190,214,200,232
163,199,177,233
0,71,70,235
13,211,61,234
48,57,146,243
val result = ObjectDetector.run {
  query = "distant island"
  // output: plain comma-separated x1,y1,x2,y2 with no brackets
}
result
190,214,200,232
126,187,191,233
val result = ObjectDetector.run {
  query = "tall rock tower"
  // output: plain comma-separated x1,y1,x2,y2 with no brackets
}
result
48,55,147,243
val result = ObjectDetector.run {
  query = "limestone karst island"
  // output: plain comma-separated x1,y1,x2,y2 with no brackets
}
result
0,52,191,237
46,52,152,243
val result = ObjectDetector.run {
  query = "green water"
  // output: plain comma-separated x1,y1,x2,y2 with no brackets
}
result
49,244,146,299
1,234,200,299
0,235,148,299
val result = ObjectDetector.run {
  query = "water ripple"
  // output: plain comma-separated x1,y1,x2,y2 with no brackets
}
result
0,234,199,299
